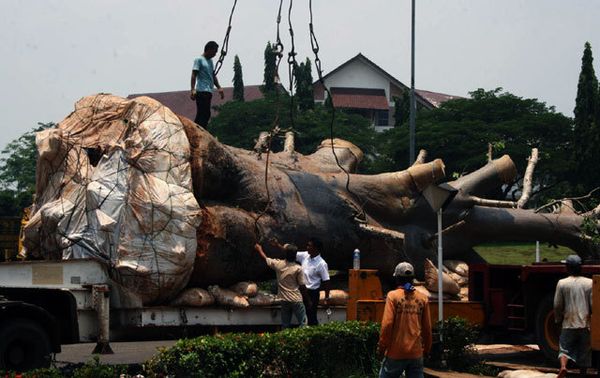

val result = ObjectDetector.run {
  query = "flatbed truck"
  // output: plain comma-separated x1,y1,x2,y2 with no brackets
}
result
0,259,345,370
2,256,599,371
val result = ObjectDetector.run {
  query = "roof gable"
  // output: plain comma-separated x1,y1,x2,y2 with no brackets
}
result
314,53,436,108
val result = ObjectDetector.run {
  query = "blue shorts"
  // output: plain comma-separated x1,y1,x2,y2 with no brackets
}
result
558,328,591,367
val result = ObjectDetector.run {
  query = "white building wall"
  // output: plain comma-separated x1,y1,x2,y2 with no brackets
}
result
323,60,392,102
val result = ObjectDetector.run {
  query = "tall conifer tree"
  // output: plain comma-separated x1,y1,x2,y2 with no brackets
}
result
294,58,314,111
573,42,600,189
263,42,277,93
233,55,244,101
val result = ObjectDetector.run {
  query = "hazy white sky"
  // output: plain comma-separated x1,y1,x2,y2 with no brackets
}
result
1,0,599,150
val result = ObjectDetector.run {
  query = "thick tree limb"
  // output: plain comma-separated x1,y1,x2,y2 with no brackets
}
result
558,200,577,215
517,148,539,209
412,149,428,166
584,203,600,218
442,206,592,258
283,131,295,154
253,131,269,156
452,155,517,197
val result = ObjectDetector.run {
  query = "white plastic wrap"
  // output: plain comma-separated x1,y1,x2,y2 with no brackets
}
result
22,94,202,304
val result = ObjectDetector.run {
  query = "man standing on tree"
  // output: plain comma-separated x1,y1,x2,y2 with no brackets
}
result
190,41,224,127
254,242,310,328
554,254,592,378
378,261,432,378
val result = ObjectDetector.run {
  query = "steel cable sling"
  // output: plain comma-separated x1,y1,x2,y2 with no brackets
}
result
253,0,287,239
308,0,365,219
213,0,238,76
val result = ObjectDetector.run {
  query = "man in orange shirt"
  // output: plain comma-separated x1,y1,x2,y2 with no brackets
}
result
378,262,432,378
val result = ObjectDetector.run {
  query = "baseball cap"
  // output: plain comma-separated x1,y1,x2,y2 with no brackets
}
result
564,254,582,266
393,262,415,277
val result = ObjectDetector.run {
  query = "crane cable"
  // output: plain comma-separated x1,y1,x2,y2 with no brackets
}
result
213,0,238,76
308,0,365,220
286,0,298,132
253,0,286,240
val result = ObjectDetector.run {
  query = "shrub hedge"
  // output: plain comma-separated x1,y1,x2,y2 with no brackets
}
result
146,321,380,378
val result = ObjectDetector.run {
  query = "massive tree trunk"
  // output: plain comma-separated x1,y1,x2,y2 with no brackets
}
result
23,95,600,304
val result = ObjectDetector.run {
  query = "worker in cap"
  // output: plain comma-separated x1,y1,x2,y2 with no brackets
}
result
378,261,432,378
554,254,592,378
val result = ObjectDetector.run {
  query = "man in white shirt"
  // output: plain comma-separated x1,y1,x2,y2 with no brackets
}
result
554,254,592,378
296,237,330,325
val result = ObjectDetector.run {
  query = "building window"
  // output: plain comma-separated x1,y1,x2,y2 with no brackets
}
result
377,110,389,126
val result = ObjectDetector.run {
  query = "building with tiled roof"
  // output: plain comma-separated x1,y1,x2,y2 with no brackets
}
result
128,53,459,132
127,85,270,121
313,53,461,131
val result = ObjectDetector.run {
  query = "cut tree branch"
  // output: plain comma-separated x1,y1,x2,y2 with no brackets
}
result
584,203,600,218
536,187,600,214
283,131,295,154
358,223,405,242
467,196,517,208
253,131,269,157
412,149,428,166
517,148,539,209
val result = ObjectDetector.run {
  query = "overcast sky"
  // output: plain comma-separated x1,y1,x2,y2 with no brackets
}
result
1,0,599,151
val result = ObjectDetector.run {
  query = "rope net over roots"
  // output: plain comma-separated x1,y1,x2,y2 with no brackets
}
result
22,94,202,305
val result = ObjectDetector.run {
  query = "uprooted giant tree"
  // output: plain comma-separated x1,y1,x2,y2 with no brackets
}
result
21,94,600,305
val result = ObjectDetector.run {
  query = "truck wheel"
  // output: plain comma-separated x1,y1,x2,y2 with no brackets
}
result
535,293,560,361
0,319,52,370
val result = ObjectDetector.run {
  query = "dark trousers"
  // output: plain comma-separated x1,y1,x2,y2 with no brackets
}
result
306,289,320,325
194,92,212,127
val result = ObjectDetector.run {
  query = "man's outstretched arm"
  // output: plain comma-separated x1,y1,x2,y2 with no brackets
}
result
254,243,268,262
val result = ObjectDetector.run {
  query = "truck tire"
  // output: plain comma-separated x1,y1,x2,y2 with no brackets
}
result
535,293,560,361
0,319,52,370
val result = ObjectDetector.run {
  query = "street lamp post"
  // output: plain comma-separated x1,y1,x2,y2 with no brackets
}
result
422,183,458,334
409,0,416,165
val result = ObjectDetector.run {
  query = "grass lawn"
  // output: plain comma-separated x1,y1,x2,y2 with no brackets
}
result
474,242,574,265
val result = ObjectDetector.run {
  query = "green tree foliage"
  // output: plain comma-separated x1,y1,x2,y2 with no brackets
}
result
393,91,410,126
210,95,378,173
0,122,55,215
376,88,574,202
232,55,244,102
573,42,600,191
294,58,314,111
262,42,277,93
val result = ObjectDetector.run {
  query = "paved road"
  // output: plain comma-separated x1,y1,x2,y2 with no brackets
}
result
55,340,177,365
